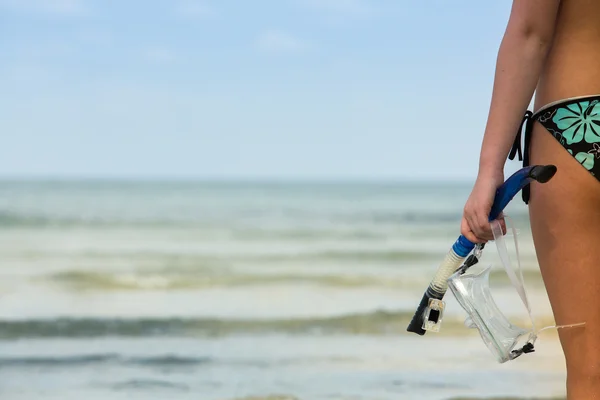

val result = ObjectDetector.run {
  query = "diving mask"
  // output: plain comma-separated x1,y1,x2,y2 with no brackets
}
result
447,217,584,363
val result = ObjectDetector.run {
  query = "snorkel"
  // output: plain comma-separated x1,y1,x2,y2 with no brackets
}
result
406,164,557,336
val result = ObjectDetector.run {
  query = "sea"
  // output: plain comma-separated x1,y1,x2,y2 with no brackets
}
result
0,179,567,400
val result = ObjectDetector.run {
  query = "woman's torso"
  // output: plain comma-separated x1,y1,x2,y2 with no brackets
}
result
535,0,600,110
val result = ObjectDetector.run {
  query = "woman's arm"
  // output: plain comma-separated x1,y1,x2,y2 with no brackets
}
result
461,0,561,243
479,0,560,174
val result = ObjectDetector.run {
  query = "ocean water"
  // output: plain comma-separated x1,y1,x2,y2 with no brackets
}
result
0,180,566,400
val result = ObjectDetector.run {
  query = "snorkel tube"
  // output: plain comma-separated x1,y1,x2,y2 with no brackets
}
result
406,164,557,335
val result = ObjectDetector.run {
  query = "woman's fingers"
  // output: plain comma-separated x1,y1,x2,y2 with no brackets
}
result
462,203,500,242
462,210,509,244
474,209,495,241
461,216,484,243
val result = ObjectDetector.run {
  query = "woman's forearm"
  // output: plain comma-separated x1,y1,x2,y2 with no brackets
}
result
478,11,558,176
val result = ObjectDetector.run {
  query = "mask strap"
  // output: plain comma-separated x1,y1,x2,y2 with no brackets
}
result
491,217,535,333
491,216,585,359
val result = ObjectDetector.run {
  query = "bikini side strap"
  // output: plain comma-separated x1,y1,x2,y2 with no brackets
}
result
508,111,534,204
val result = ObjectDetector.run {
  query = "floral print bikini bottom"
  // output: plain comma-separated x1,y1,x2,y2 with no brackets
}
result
509,94,600,204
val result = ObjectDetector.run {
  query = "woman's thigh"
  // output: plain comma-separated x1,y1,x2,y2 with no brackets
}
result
528,120,600,379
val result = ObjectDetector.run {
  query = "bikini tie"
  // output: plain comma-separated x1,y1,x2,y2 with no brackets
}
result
508,111,534,204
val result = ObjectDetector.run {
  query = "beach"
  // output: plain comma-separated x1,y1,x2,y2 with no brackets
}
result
0,179,567,400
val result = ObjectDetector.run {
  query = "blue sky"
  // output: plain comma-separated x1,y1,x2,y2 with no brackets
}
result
0,0,519,180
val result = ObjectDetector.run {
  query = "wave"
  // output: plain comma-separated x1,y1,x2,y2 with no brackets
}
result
0,311,416,338
0,354,211,368
0,354,116,366
43,262,543,291
34,247,448,266
0,354,357,370
0,310,554,340
254,249,447,262
0,209,530,230
0,354,212,368
48,270,425,290
112,379,190,392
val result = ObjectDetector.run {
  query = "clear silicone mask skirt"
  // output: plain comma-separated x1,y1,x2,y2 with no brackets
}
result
447,217,585,363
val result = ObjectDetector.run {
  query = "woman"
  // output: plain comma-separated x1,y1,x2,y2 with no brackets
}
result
462,1,600,398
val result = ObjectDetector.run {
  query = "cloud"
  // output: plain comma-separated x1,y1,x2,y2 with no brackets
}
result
143,46,177,64
18,42,73,63
0,0,87,16
255,30,308,54
2,63,55,86
299,0,377,17
77,30,113,47
174,0,214,19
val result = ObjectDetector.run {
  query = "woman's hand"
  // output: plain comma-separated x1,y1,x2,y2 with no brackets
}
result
461,169,505,243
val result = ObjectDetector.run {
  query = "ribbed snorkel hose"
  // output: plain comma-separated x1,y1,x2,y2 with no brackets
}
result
406,165,557,335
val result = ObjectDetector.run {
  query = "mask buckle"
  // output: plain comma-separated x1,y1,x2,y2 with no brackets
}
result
422,298,445,332
510,342,535,360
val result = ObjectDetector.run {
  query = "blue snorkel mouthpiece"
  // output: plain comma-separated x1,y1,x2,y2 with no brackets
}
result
406,165,557,336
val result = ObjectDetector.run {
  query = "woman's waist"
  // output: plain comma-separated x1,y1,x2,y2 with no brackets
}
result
535,51,600,112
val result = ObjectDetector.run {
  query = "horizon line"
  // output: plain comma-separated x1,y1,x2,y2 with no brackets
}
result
0,174,476,184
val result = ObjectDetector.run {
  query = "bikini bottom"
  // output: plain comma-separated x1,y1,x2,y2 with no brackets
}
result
509,94,600,203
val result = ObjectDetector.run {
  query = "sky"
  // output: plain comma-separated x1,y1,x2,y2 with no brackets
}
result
0,0,520,181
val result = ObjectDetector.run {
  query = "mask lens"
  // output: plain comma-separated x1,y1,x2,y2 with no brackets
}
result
448,265,530,363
